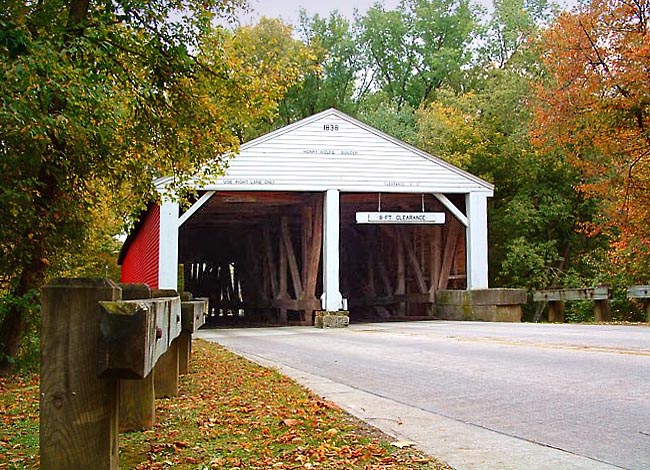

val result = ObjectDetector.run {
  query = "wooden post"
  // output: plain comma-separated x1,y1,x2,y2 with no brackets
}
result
40,278,121,470
119,376,155,432
277,219,289,323
117,282,155,433
375,229,393,296
179,300,207,374
429,225,442,297
178,331,192,375
438,219,460,290
153,296,182,398
302,205,313,287
281,216,303,299
263,225,278,298
594,299,612,322
548,301,565,323
304,198,323,300
626,286,650,322
403,228,428,294
155,340,179,398
394,229,406,316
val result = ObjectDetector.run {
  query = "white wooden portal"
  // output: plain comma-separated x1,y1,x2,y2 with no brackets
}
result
157,109,494,311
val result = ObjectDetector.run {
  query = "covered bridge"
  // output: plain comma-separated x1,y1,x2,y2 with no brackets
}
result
119,108,499,324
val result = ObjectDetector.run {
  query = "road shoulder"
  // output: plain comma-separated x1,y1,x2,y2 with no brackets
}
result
232,349,618,470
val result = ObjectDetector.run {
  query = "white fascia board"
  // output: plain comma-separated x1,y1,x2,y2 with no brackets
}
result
198,184,490,194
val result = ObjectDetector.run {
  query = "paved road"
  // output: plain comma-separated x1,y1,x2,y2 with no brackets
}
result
197,321,650,470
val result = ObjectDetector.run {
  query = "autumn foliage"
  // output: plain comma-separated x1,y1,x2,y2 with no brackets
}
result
533,0,650,278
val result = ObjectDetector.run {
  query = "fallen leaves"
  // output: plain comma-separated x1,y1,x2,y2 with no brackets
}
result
121,340,449,468
0,340,450,469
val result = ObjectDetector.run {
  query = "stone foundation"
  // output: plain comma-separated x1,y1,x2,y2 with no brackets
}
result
315,310,350,328
435,289,527,322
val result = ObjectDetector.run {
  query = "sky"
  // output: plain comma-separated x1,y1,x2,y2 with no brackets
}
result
236,0,577,26
238,0,402,25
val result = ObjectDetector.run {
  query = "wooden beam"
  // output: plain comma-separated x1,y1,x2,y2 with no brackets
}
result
438,219,461,290
429,226,442,295
403,228,428,294
628,285,650,298
533,287,609,302
304,197,323,299
277,221,288,300
302,205,313,285
375,230,393,296
263,225,278,297
281,216,303,299
394,229,406,295
97,297,182,380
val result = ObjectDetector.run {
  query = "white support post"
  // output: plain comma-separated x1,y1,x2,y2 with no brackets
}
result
466,192,489,289
323,189,343,311
158,198,180,290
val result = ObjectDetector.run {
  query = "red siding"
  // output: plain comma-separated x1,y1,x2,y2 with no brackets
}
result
120,205,160,288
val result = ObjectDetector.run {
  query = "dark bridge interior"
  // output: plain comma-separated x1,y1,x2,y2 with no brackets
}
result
179,191,467,326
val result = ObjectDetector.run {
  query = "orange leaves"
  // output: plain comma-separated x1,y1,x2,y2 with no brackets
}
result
117,340,445,469
533,0,650,274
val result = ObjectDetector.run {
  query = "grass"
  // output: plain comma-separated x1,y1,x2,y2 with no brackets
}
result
1,340,450,469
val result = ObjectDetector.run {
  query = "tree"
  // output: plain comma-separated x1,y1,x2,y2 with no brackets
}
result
290,10,362,117
227,17,318,140
479,0,553,70
533,0,650,281
358,0,479,109
0,1,304,372
414,0,601,292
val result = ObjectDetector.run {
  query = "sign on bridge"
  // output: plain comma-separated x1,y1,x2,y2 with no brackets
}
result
356,211,446,225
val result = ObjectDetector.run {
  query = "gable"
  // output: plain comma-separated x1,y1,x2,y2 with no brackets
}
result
191,109,493,195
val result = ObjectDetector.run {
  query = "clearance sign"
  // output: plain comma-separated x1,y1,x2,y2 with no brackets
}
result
355,212,446,225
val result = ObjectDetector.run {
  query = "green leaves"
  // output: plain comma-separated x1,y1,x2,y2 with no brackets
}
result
0,1,309,369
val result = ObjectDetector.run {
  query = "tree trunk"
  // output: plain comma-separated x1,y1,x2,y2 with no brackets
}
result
0,304,28,375
0,254,48,375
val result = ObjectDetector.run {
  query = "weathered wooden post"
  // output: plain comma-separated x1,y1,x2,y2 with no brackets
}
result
116,283,154,432
593,298,612,322
627,286,650,322
548,300,565,323
179,299,207,374
40,278,121,470
155,343,179,397
97,294,181,430
153,295,182,398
